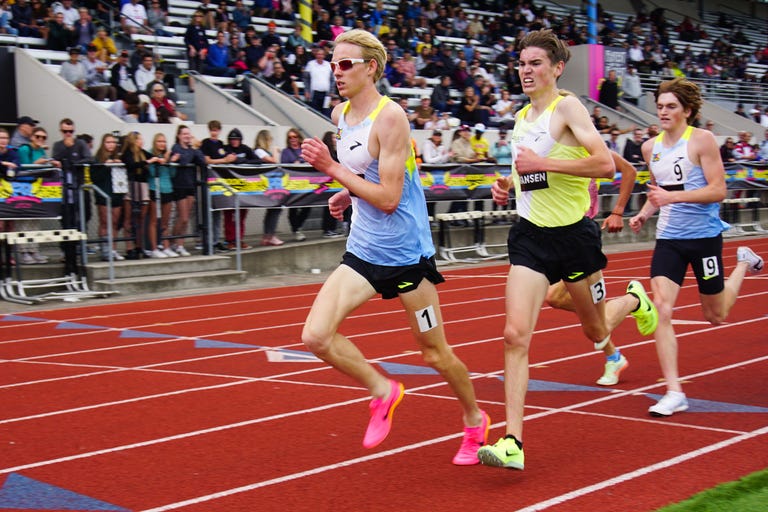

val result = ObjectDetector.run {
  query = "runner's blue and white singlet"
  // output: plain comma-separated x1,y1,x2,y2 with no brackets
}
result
337,96,435,265
648,126,729,239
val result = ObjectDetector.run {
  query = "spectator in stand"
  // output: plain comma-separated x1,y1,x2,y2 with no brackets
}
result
11,0,41,38
733,131,757,161
422,130,451,164
244,33,264,74
470,123,493,162
72,8,95,52
720,137,736,163
59,46,88,92
623,127,645,164
91,26,118,64
206,30,236,78
108,91,143,122
257,43,280,78
197,0,216,29
129,39,153,70
621,65,642,106
16,126,60,264
450,124,485,163
606,128,621,152
304,47,333,113
253,129,284,246
280,128,311,241
134,53,156,93
266,61,300,99
734,103,748,118
54,0,78,29
261,20,282,49
213,0,230,31
316,130,346,237
457,85,481,126
169,125,206,256
0,128,18,239
232,0,251,31
121,0,149,35
47,11,74,51
110,50,138,100
147,83,187,124
598,69,620,110
493,89,517,128
412,95,435,130
147,0,172,36
82,44,116,101
184,10,209,91
490,126,513,165
222,128,260,249
146,133,177,258
90,133,126,261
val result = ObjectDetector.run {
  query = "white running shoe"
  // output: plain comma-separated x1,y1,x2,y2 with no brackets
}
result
174,245,191,257
162,247,179,258
31,252,48,263
596,354,628,386
150,249,168,259
649,391,689,417
737,246,763,274
20,252,36,265
111,250,125,261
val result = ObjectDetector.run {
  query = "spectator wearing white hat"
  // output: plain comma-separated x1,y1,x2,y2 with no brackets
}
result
470,123,494,162
412,95,434,130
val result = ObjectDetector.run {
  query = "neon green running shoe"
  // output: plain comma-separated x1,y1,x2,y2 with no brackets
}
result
627,280,658,336
477,436,524,470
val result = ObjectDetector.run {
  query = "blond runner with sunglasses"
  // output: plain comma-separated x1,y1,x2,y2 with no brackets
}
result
299,29,489,464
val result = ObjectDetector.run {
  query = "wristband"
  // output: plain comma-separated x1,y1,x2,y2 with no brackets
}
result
609,212,623,217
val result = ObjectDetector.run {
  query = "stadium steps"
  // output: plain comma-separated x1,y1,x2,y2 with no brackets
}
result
86,255,246,294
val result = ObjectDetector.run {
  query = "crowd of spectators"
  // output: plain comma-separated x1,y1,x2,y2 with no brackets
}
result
4,0,767,128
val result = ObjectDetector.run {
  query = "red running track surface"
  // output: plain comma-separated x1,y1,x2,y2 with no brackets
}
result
0,239,766,511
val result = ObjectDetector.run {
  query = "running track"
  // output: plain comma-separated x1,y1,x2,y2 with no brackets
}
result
1,239,766,511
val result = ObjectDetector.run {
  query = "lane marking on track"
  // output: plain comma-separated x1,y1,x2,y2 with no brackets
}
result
2,314,766,426
515,425,768,512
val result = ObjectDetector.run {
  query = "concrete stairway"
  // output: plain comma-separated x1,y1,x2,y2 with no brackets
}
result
86,255,247,295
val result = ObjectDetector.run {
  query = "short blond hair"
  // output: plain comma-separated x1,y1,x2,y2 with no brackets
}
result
333,29,386,82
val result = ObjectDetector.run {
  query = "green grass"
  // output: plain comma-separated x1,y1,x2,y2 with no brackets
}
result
655,468,768,511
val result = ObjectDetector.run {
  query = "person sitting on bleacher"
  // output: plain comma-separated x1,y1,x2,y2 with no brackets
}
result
47,11,74,51
261,20,282,49
59,46,88,92
146,0,171,37
90,26,117,64
205,30,236,78
54,0,79,30
120,0,149,35
134,53,156,93
10,0,39,38
147,83,187,124
184,10,209,90
71,7,96,52
110,50,138,100
231,0,251,31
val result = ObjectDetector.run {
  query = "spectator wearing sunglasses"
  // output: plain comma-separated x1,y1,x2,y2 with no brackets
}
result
16,126,61,264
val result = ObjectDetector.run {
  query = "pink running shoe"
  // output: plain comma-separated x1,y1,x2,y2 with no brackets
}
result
452,410,490,465
363,379,405,449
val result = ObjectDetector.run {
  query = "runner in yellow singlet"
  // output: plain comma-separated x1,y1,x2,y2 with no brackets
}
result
476,29,656,471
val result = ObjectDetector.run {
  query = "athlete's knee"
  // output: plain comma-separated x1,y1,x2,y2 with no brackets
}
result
702,306,727,325
420,344,456,372
581,323,608,345
502,323,531,352
301,324,333,355
655,299,675,324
